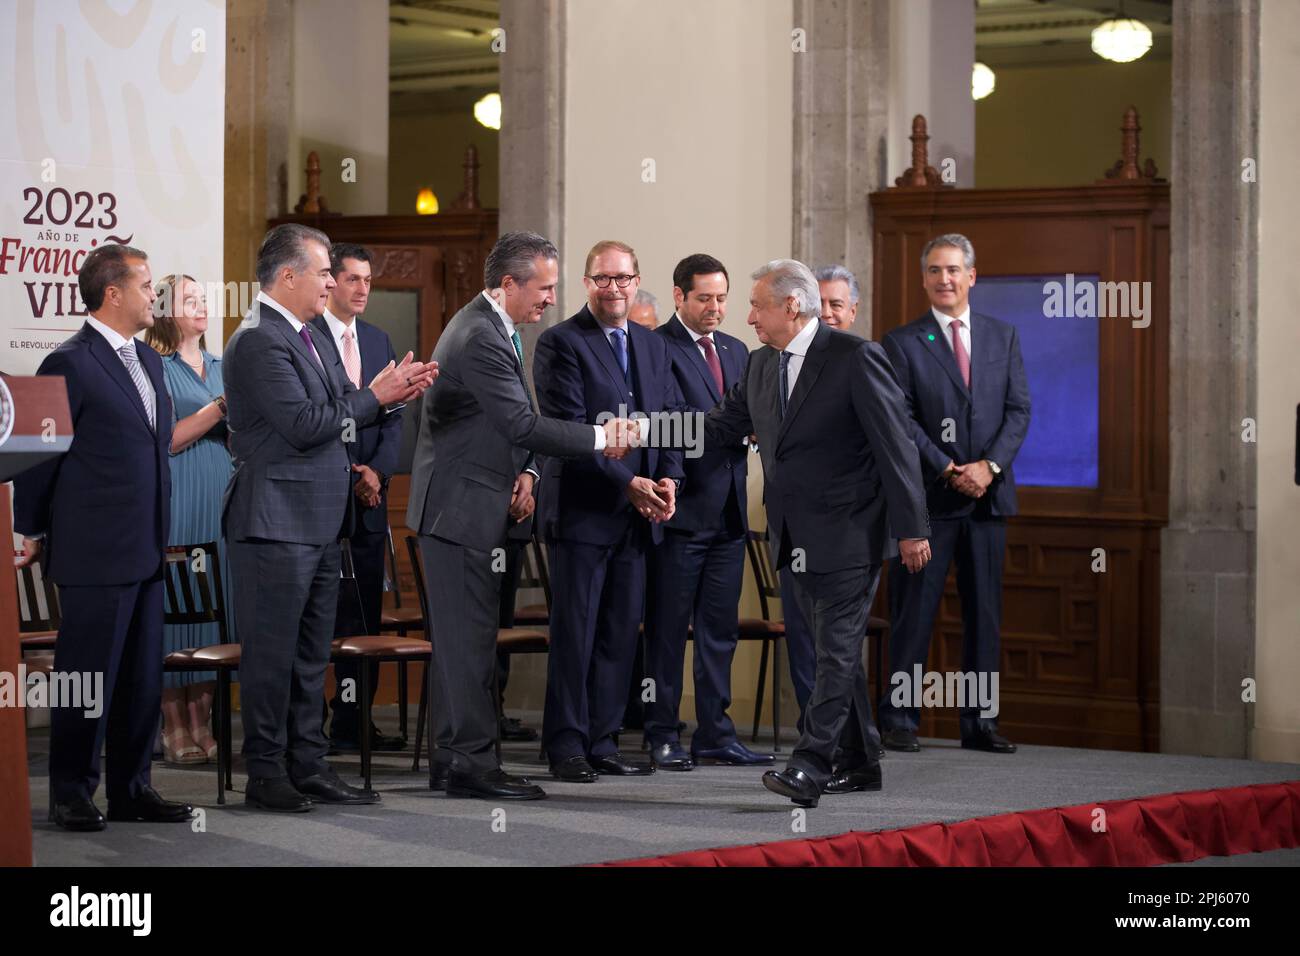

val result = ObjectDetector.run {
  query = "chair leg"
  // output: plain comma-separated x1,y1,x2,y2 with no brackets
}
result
398,660,409,739
752,640,770,743
223,670,234,792
413,662,428,772
772,641,782,752
874,630,885,716
215,670,228,804
360,659,373,792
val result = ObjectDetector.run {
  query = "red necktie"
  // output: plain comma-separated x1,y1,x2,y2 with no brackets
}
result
950,318,970,389
698,334,724,394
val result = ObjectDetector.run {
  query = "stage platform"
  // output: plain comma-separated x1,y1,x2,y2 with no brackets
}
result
25,710,1300,867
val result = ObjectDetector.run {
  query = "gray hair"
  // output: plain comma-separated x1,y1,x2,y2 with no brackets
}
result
752,258,821,319
256,223,331,288
633,289,658,315
920,233,976,273
814,264,860,304
485,230,558,289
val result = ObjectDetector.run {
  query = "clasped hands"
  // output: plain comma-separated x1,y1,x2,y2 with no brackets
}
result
369,352,439,406
943,459,994,498
627,476,676,523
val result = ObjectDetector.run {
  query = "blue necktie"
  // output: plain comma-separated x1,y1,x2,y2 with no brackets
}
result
778,351,791,418
610,327,629,380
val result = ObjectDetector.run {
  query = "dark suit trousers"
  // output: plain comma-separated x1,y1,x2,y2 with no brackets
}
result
644,528,745,749
780,566,882,748
330,528,387,738
229,539,338,781
543,526,646,761
48,573,164,804
878,514,1006,738
420,533,502,775
785,564,881,787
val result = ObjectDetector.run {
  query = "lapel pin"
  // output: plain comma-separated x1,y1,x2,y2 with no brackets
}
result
927,333,936,341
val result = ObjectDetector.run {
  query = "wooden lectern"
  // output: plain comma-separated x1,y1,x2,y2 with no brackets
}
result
0,375,72,866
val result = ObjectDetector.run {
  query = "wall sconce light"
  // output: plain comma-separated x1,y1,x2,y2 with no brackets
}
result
416,188,439,215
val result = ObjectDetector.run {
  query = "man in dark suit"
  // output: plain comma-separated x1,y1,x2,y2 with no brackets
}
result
702,259,931,807
777,265,882,755
407,231,639,800
223,224,436,813
311,243,405,753
644,253,772,770
14,243,193,831
533,239,686,783
877,233,1031,755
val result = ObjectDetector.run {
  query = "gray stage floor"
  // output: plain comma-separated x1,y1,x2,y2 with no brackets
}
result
25,710,1300,867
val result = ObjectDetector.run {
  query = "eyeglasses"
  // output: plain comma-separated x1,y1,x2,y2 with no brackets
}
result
586,273,639,289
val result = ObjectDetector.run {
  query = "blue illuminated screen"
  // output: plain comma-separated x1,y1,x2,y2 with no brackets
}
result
967,275,1099,488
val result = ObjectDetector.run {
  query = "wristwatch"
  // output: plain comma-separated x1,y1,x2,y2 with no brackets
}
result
986,459,1002,477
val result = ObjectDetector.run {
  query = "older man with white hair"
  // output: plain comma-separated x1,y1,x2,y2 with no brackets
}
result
702,259,931,807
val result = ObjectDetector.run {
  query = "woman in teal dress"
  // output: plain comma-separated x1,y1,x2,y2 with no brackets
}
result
145,275,236,764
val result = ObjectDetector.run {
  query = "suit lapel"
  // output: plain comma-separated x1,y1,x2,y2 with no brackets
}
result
271,306,333,393
776,323,829,450
667,316,721,403
480,304,534,404
85,326,155,432
918,313,971,400
718,334,743,390
753,347,781,433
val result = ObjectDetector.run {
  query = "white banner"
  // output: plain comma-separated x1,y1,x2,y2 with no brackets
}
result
0,0,226,374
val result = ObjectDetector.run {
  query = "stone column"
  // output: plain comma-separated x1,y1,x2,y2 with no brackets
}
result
223,0,291,342
791,0,891,336
1161,0,1259,757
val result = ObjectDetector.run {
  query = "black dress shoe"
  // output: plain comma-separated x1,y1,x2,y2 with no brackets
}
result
500,716,539,742
823,761,883,794
447,767,546,800
762,768,821,808
650,742,695,771
245,776,313,813
589,752,655,776
106,786,194,823
550,755,599,783
962,731,1018,754
882,729,921,752
692,740,775,765
429,762,450,792
293,771,381,805
50,797,106,832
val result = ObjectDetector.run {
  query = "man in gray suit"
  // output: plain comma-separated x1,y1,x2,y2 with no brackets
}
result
407,231,639,801
224,223,437,813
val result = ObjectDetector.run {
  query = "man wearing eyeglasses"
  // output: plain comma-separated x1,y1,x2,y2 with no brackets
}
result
533,240,687,783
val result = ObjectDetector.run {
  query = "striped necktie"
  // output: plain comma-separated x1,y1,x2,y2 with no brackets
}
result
118,342,156,431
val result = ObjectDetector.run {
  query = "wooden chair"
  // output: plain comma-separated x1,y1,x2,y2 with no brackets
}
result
14,554,59,656
741,530,787,750
404,534,548,771
159,543,241,805
511,534,551,626
333,537,430,791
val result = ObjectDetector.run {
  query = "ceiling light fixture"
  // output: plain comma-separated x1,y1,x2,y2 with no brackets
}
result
972,61,996,101
1091,16,1153,63
474,92,501,131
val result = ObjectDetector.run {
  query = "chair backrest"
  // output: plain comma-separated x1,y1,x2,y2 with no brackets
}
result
519,533,552,610
403,534,433,628
744,529,781,621
162,542,228,642
14,555,60,632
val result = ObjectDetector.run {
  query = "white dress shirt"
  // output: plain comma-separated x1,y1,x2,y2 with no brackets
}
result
931,305,972,359
483,289,604,451
86,315,157,415
780,316,821,403
677,314,717,361
257,289,307,332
